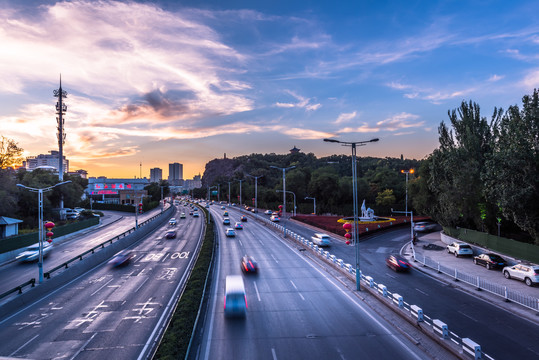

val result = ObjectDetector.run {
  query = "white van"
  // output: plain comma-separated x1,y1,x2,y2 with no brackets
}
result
224,275,247,317
311,233,331,247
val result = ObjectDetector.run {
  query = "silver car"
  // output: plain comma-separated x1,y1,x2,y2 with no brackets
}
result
503,264,539,286
16,243,53,262
446,242,473,257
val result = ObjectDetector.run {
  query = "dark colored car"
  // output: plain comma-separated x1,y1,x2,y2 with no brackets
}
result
473,253,506,270
241,255,258,273
108,250,134,267
386,255,412,272
240,215,247,222
165,230,177,239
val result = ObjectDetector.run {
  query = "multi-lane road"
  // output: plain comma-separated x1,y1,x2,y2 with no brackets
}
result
0,203,203,359
195,206,438,360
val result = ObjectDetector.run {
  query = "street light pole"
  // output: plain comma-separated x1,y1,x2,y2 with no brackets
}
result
400,169,414,215
277,190,296,216
236,179,244,207
16,180,71,284
324,137,379,291
270,165,295,237
246,173,263,213
227,181,232,205
305,196,316,215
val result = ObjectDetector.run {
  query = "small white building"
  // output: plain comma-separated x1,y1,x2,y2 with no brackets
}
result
0,217,23,239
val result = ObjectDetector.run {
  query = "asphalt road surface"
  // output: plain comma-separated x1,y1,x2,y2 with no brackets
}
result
196,206,435,360
0,203,204,360
246,209,539,360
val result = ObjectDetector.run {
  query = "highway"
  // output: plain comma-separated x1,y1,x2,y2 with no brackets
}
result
250,210,539,359
196,205,435,360
0,203,204,360
0,206,168,297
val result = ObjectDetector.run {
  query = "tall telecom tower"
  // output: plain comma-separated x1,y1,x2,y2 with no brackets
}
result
54,76,67,210
54,75,67,181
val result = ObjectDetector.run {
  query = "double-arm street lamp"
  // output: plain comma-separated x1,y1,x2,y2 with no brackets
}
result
16,180,72,283
324,137,379,291
270,165,295,237
305,196,316,215
246,173,263,213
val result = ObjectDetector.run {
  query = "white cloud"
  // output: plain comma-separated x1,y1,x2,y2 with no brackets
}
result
522,69,539,89
334,111,357,124
337,112,424,134
273,90,321,112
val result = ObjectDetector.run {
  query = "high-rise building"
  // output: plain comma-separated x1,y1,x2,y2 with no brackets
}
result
23,150,69,173
150,168,162,183
168,163,183,186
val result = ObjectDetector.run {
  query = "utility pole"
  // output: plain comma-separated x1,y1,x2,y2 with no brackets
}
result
54,75,67,213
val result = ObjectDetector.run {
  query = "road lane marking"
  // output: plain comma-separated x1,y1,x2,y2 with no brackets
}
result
91,277,114,296
272,348,278,360
161,253,170,262
69,332,97,360
254,281,261,301
135,277,149,293
289,281,305,300
415,288,429,296
239,240,243,246
289,280,298,290
457,311,478,322
271,254,279,263
10,334,39,356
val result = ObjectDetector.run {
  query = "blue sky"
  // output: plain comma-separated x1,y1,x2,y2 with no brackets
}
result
1,0,537,178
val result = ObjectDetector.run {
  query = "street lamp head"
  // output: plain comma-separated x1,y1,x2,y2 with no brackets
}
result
323,138,340,143
369,138,380,143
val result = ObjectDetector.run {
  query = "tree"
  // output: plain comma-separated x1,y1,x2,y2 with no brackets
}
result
376,189,396,206
427,101,497,228
0,135,24,168
483,89,539,244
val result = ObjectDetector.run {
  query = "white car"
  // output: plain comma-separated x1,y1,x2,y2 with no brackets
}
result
225,228,236,237
16,243,53,262
264,210,273,215
413,222,437,232
193,212,200,218
503,264,539,286
270,215,280,222
311,233,331,247
446,242,473,257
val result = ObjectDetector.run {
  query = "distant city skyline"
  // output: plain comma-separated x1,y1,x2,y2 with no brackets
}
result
1,1,537,179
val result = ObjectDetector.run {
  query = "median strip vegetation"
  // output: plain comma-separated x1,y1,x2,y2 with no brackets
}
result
154,206,215,359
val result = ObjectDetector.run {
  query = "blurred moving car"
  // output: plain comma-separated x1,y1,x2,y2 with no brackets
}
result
223,211,229,216
169,218,177,225
270,215,280,222
311,233,331,247
193,212,200,217
225,228,236,237
503,264,539,286
180,213,186,219
264,210,272,215
221,206,226,209
108,250,134,267
241,255,258,273
473,253,506,270
386,254,412,272
447,242,473,257
234,222,243,230
413,222,437,232
240,215,247,222
223,218,231,225
165,230,177,239
224,275,246,317
16,243,53,262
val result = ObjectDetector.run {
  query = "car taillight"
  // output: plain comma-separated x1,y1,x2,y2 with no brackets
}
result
245,295,248,309
243,263,249,271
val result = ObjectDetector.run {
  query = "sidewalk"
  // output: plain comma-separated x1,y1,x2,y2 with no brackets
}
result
404,231,539,325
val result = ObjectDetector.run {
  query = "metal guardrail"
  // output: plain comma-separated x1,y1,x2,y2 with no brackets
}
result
0,210,166,302
413,251,539,312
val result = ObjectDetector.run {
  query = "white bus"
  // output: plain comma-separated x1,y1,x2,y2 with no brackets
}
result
224,275,247,317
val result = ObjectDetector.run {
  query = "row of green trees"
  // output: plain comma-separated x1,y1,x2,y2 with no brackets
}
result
411,89,538,244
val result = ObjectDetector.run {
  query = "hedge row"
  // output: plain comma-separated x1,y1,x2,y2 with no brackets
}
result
154,206,215,359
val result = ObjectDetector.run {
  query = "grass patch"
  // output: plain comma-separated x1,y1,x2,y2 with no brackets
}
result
153,206,215,359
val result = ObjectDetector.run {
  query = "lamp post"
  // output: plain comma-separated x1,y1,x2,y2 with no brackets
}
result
236,179,244,207
227,181,232,205
276,190,296,216
246,173,263,213
305,196,316,215
270,165,295,237
16,180,72,283
324,137,379,291
400,169,414,215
